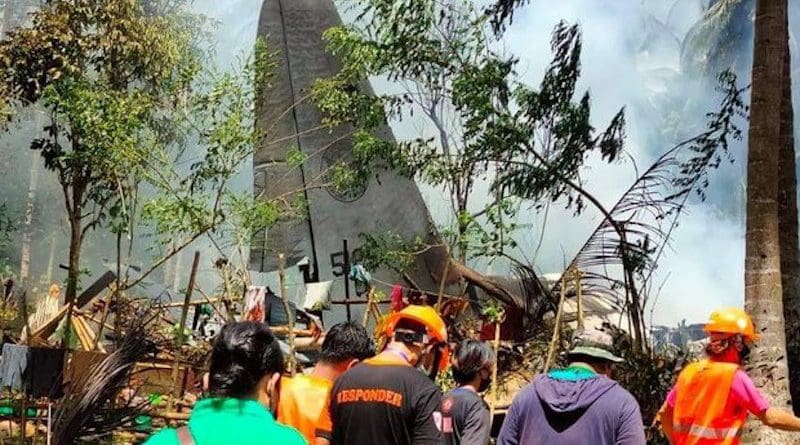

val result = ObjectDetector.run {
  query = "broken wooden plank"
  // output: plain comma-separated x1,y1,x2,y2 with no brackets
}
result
76,271,116,309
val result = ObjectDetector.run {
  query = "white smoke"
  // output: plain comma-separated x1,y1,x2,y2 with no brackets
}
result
476,0,798,326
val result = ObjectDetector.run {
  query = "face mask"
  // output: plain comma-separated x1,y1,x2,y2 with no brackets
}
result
741,344,751,360
477,375,491,392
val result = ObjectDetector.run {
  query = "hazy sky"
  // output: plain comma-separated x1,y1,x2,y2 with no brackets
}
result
188,0,798,326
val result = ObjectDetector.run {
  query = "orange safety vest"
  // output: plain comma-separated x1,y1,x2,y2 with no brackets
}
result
277,374,333,443
672,359,746,445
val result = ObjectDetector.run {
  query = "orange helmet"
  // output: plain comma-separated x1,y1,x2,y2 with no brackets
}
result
704,307,759,342
382,305,450,372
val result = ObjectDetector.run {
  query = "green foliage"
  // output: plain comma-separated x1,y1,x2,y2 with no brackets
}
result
357,231,427,274
314,0,625,263
436,365,456,393
286,147,308,169
0,204,13,253
485,0,532,34
480,299,506,324
0,1,290,294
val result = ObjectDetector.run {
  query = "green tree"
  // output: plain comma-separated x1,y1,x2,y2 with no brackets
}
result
0,0,300,326
314,0,623,265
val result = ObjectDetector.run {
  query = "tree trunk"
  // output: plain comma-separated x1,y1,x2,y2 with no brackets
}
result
0,1,13,38
46,233,56,285
743,0,794,441
777,0,800,415
19,152,39,285
20,111,43,285
62,211,82,348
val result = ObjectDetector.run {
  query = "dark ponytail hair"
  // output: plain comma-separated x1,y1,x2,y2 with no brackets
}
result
208,321,284,398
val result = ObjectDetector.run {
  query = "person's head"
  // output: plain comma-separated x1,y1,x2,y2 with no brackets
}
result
704,308,758,363
382,305,450,380
451,340,495,392
566,328,623,375
319,321,376,371
208,321,284,411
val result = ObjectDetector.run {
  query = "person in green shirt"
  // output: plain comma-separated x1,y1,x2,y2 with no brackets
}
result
145,321,307,445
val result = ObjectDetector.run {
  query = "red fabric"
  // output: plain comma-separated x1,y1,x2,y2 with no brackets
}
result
390,285,406,312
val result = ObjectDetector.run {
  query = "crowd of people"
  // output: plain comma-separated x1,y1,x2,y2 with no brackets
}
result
143,305,800,445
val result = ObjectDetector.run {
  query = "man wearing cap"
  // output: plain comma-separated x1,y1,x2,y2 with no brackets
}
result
497,328,645,445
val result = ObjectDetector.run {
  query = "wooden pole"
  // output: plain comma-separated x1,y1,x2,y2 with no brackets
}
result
278,254,297,376
489,318,501,419
169,251,200,407
19,145,39,285
20,397,26,443
544,272,569,372
435,257,450,311
46,402,51,445
93,292,113,351
343,240,352,322
45,235,56,286
574,269,584,330
362,288,375,327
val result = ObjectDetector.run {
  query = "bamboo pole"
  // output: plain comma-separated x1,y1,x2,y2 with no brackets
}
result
362,288,374,328
46,403,51,445
489,318,502,419
169,251,200,408
156,295,241,309
46,235,56,286
93,290,114,351
435,257,450,311
278,254,296,376
544,272,569,372
574,268,584,329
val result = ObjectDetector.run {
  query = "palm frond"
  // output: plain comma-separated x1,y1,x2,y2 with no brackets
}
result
551,71,746,338
513,262,556,322
53,308,158,444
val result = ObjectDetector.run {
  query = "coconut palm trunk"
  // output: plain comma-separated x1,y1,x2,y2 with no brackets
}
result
777,0,800,415
743,0,794,441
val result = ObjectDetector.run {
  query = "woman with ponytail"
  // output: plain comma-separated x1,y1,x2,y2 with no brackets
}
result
145,321,307,445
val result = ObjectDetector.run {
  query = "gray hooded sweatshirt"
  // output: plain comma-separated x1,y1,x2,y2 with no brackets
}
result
497,368,646,445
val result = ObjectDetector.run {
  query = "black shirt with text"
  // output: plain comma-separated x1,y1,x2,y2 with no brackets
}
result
325,357,443,445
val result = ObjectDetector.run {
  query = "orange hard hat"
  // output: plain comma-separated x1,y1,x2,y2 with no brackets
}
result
704,307,759,342
384,305,448,344
383,305,449,371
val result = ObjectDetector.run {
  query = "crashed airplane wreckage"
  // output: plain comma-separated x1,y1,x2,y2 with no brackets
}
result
250,0,629,342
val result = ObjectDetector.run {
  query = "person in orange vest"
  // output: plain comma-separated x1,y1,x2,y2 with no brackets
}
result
278,321,375,444
659,307,800,444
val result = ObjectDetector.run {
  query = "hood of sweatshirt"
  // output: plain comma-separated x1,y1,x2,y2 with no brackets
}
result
532,371,619,414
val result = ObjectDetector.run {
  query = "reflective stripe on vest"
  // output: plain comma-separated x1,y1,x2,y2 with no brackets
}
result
673,423,742,440
671,359,744,445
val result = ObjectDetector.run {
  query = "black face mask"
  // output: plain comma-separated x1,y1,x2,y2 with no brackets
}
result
477,375,491,393
740,344,751,360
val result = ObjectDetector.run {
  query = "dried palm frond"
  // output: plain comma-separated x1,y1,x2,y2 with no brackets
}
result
52,308,157,445
550,72,746,347
513,262,555,323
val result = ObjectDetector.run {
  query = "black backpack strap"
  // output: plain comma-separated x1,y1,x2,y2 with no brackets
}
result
177,426,195,445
